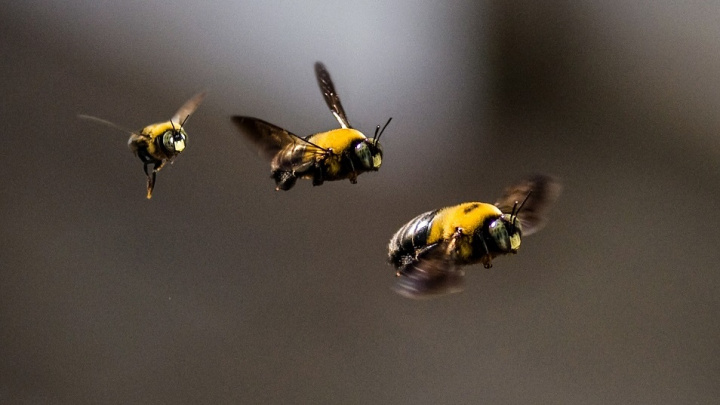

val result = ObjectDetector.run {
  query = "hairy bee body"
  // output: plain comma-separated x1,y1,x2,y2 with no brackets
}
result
233,62,388,191
80,92,205,198
129,121,188,166
387,175,561,298
270,128,376,189
389,202,513,272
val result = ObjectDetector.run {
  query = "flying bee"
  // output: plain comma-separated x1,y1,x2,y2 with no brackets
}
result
79,92,206,199
387,175,562,299
232,62,391,190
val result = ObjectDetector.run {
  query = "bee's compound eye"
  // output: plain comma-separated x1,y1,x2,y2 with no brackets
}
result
354,141,373,169
163,130,186,152
488,219,511,252
372,153,382,169
369,140,383,168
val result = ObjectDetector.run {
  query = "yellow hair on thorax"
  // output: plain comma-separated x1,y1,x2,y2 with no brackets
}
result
428,202,502,243
141,121,176,138
307,128,365,151
304,128,366,176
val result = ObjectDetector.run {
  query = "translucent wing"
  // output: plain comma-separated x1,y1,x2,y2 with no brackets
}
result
232,116,303,161
495,174,562,236
393,242,465,299
171,92,207,126
315,62,351,129
78,114,144,138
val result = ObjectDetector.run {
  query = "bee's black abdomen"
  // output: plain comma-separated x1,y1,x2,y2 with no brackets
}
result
388,209,438,267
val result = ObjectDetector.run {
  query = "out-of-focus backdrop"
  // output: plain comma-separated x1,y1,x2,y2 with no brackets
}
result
2,1,719,403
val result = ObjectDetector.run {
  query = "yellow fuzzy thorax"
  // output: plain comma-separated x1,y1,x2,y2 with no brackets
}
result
428,202,503,243
141,121,177,138
307,128,366,152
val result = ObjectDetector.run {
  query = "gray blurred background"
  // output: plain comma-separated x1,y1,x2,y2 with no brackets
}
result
2,1,719,404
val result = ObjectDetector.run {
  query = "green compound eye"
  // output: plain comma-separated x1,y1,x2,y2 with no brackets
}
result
488,219,510,252
354,141,373,169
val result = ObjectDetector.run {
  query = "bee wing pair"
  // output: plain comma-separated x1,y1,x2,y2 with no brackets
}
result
231,62,349,164
394,175,562,298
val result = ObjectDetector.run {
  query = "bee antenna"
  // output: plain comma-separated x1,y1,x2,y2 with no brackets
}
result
510,200,519,218
179,114,190,128
374,117,392,146
516,191,532,216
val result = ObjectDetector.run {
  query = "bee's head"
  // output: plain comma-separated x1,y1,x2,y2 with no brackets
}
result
488,191,532,253
162,129,187,153
355,117,392,170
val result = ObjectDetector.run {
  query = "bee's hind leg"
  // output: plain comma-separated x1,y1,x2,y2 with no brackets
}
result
145,170,156,199
348,171,358,184
273,170,297,191
312,169,325,187
144,162,161,199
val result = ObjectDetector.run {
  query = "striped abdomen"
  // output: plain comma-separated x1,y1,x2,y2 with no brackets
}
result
271,143,316,174
388,209,438,267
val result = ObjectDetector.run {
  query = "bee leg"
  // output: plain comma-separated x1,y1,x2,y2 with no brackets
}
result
153,160,167,173
404,242,444,276
447,230,462,257
480,237,493,269
145,161,162,199
273,170,297,190
312,167,325,187
347,159,358,184
142,163,153,199
146,170,156,199
396,257,417,277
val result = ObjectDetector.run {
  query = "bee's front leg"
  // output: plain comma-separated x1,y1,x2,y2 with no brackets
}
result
346,156,358,184
348,172,358,184
146,170,157,199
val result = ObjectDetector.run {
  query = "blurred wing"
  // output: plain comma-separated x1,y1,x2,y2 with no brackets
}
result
393,242,465,299
495,174,562,236
314,62,351,129
171,92,207,126
78,114,140,137
232,116,303,161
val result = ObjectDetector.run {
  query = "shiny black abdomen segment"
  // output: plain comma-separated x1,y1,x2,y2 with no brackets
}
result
388,209,438,267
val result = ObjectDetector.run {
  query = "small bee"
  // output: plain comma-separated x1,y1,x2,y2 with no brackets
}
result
388,175,561,299
232,62,391,190
80,92,206,198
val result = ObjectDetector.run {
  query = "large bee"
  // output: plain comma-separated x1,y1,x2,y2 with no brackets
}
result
80,92,206,199
388,175,561,298
232,62,390,190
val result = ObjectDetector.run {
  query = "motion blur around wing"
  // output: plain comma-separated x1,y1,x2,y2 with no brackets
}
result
387,175,561,298
80,92,206,199
232,62,390,191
